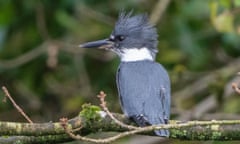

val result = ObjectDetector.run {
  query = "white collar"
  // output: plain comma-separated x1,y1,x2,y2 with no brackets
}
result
117,47,154,62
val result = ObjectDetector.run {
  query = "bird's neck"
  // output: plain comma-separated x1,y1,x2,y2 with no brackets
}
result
118,47,155,62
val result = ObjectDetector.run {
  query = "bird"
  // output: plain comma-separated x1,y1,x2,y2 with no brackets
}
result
79,11,171,137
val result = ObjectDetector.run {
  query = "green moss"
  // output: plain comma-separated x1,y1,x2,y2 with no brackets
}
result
79,103,102,123
14,140,22,144
1,135,9,138
198,133,206,140
170,129,184,139
211,131,222,139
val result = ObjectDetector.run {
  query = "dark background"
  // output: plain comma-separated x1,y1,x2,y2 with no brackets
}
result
0,0,240,143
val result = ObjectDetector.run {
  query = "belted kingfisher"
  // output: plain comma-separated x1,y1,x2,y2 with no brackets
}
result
80,11,171,137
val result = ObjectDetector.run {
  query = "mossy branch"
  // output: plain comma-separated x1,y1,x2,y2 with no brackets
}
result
2,87,240,143
1,104,240,143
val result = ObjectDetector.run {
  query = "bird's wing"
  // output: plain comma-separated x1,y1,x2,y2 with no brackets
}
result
117,62,170,136
117,62,170,124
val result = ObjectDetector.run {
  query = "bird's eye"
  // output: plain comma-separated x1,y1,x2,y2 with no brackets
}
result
119,35,125,41
116,35,125,41
109,35,125,42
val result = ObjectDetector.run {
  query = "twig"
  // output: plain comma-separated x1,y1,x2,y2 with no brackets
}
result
46,43,59,68
77,5,115,26
173,58,240,110
232,82,240,94
190,94,216,119
232,73,240,94
60,115,146,144
0,43,47,69
202,112,240,120
231,7,240,15
97,91,139,130
63,118,240,144
2,93,7,103
64,126,143,144
2,86,33,123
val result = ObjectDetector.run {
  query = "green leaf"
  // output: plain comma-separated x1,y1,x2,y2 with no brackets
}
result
213,11,234,33
209,1,218,23
219,0,231,8
0,1,14,25
234,0,240,6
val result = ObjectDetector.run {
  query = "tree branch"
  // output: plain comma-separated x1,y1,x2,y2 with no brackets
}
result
173,58,240,110
0,135,71,144
0,43,47,69
1,106,240,143
232,79,240,94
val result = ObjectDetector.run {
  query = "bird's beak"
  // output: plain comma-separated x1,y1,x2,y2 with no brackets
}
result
79,39,113,49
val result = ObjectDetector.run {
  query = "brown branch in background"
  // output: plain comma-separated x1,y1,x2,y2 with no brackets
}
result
0,40,111,70
150,0,171,24
231,7,240,15
97,91,139,130
173,58,240,111
0,40,105,70
77,5,115,26
46,42,59,68
232,72,240,94
35,1,61,69
2,93,7,103
0,43,47,69
232,82,240,94
0,41,74,70
1,86,33,123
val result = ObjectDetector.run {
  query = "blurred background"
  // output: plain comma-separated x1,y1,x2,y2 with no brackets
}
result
0,0,240,143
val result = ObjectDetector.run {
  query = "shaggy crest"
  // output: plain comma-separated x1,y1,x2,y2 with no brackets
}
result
111,11,158,54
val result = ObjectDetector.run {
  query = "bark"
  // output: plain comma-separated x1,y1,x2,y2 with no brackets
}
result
1,109,240,143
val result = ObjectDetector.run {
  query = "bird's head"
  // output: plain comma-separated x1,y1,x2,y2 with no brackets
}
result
80,11,158,62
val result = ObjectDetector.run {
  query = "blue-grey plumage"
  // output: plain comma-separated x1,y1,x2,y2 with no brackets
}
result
79,11,171,137
117,60,170,136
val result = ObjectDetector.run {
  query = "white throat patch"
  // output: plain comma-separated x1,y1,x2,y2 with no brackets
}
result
117,47,154,62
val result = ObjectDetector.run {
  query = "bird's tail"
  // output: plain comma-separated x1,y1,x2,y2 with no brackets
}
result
154,129,169,137
131,115,169,137
154,118,169,137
